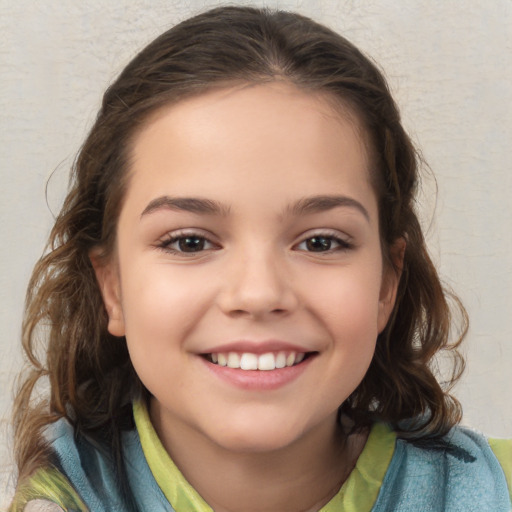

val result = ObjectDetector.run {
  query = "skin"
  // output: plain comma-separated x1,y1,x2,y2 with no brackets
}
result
93,82,401,512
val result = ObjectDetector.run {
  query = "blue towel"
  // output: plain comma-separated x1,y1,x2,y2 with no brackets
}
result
47,419,511,511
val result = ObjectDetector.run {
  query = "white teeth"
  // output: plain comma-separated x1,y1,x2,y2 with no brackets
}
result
294,353,305,364
209,351,307,370
258,352,275,371
240,353,258,370
227,352,240,369
275,352,287,368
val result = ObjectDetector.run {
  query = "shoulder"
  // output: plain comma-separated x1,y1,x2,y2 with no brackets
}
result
9,417,125,512
9,466,87,512
40,417,131,510
372,425,512,512
489,436,512,499
21,500,65,512
27,415,171,511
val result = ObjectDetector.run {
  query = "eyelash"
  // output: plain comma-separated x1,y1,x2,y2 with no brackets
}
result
157,231,218,255
157,230,353,255
294,232,353,253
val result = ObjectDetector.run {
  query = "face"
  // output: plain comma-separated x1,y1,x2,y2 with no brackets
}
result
94,82,399,454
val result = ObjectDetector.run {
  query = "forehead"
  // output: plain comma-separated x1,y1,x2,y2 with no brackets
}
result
124,82,376,216
132,82,371,163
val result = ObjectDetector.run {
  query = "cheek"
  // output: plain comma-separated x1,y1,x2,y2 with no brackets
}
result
321,287,381,403
120,264,213,354
119,266,215,396
301,260,383,363
305,263,383,326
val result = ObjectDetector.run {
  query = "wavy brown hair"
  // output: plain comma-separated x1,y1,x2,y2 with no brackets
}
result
12,4,467,494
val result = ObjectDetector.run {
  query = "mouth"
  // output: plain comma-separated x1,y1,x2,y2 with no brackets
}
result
202,351,315,371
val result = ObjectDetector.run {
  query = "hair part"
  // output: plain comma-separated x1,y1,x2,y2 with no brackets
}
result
12,4,467,495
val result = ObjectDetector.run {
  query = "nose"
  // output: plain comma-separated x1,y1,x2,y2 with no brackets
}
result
217,247,299,319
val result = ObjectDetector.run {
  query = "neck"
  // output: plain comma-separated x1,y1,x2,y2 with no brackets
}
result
150,401,368,512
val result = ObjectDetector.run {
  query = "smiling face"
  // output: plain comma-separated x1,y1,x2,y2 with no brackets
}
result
93,82,399,455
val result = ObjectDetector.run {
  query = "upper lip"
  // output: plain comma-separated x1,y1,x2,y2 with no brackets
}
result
200,340,311,354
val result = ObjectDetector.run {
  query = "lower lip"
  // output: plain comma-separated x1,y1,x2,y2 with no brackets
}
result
201,355,315,391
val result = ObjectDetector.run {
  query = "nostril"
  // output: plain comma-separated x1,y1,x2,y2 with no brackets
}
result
229,309,251,317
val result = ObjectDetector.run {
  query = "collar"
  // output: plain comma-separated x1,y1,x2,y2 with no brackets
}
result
133,401,395,512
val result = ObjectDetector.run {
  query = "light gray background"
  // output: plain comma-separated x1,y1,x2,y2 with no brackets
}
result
1,0,511,503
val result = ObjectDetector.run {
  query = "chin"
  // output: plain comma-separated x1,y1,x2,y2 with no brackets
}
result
209,414,314,455
216,430,299,454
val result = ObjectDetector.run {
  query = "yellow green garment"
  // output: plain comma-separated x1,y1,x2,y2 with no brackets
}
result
9,401,512,511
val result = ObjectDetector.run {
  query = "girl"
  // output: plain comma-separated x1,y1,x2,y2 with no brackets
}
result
9,5,511,512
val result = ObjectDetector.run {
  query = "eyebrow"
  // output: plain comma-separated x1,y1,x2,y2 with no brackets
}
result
141,196,231,218
140,194,369,222
288,195,370,222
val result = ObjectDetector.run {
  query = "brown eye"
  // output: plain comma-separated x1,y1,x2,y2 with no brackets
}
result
158,233,216,254
295,233,352,253
178,236,206,252
305,236,332,252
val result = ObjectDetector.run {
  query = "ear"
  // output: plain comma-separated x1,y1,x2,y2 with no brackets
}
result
89,248,126,337
377,237,406,333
